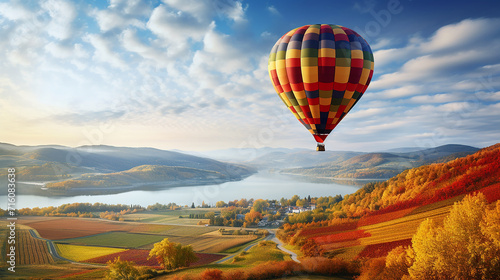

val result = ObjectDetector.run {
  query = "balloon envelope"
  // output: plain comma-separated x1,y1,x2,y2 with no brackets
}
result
268,24,374,147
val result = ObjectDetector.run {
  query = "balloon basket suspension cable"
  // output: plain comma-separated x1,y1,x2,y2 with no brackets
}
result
316,143,325,152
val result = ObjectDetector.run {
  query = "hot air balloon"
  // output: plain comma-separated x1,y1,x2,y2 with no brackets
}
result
268,24,374,151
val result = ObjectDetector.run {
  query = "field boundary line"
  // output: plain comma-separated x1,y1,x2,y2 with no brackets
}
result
28,229,105,267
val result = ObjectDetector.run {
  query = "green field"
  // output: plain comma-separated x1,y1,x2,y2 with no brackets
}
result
225,241,289,265
55,243,126,262
58,231,166,248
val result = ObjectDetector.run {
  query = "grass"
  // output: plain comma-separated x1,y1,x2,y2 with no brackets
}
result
55,243,126,262
220,237,260,254
58,231,166,248
225,241,287,265
284,244,303,258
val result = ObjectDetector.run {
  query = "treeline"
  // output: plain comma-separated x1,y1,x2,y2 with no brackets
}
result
100,208,144,221
147,202,181,211
13,202,144,217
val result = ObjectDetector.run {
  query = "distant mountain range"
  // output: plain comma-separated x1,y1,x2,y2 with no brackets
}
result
186,144,479,179
0,143,255,195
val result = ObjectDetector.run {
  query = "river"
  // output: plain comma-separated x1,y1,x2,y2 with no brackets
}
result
1,171,375,209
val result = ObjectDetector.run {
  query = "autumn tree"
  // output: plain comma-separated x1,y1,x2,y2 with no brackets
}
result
252,199,269,213
148,238,198,270
244,209,262,226
237,198,249,208
215,201,226,208
106,257,140,280
408,193,500,280
300,238,324,257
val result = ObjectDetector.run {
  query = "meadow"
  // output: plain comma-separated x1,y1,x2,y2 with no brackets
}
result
55,243,127,262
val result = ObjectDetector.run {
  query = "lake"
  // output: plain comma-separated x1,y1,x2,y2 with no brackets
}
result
1,171,372,209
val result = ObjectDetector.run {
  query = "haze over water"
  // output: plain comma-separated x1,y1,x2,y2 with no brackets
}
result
3,172,365,209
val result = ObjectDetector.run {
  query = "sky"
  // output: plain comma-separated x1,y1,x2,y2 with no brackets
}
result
0,0,499,152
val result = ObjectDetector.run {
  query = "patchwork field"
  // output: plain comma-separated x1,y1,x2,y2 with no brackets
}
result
298,195,467,259
58,232,166,248
18,216,210,239
168,235,258,253
19,217,136,239
55,243,127,262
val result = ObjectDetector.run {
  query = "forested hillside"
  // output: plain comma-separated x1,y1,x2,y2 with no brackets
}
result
45,165,227,190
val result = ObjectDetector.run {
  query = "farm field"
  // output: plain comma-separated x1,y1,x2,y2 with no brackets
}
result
55,243,126,262
59,232,166,248
168,234,258,253
84,249,224,267
18,217,137,239
15,229,54,265
302,194,464,259
122,208,218,225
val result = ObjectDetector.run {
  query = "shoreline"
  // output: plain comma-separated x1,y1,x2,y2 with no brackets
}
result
5,174,254,197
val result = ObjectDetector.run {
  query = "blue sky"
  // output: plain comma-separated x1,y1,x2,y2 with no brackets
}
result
0,0,499,152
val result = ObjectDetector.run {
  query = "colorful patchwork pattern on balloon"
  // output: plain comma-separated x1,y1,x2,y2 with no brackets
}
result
268,24,374,144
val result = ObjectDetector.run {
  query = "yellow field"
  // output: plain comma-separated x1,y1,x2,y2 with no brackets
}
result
55,243,126,262
324,197,461,259
359,202,453,246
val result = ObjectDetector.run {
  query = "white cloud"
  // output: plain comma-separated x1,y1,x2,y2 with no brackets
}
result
409,93,464,104
423,18,500,53
93,9,145,32
147,4,209,56
91,0,151,32
84,34,128,69
267,5,280,15
41,0,77,40
0,2,32,21
45,42,88,59
121,29,164,63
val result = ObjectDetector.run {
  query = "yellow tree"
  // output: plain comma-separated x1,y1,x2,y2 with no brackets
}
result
408,193,500,280
148,238,198,270
106,257,140,280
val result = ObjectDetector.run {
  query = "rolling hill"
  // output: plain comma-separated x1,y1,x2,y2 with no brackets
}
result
279,142,500,260
281,144,479,179
0,143,255,195
44,165,229,194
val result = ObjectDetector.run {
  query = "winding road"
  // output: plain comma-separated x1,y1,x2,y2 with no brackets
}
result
214,229,300,264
